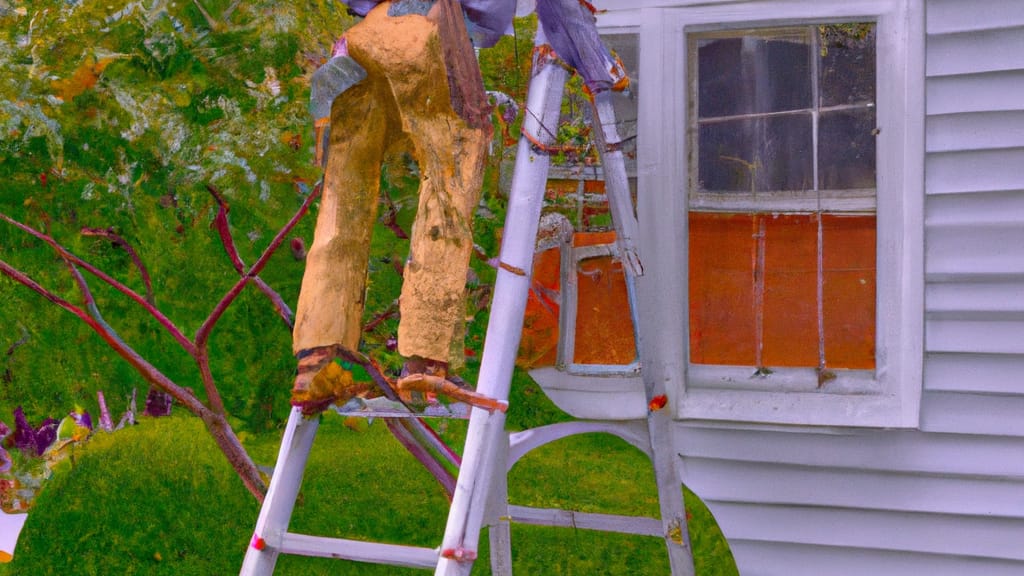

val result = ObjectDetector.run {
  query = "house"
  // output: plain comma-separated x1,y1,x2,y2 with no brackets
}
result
524,0,1024,573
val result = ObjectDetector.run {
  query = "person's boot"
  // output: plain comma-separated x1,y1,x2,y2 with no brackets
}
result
397,355,448,408
290,346,343,415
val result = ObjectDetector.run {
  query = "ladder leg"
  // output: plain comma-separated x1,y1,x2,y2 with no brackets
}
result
486,434,513,576
435,27,568,576
239,408,320,576
647,407,696,576
589,57,697,576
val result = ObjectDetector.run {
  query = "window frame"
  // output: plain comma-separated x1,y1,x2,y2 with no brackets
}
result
630,0,924,427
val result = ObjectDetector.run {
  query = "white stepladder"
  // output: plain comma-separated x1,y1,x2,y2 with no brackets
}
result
240,26,694,576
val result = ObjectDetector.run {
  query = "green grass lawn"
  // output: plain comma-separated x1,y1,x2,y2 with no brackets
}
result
3,413,737,575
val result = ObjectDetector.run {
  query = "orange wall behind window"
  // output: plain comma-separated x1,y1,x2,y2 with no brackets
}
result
518,231,637,368
689,212,875,370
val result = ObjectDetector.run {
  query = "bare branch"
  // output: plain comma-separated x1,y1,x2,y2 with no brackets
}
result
0,258,206,415
61,257,209,415
363,299,399,333
0,213,196,355
195,181,320,349
80,226,156,305
205,184,295,328
253,276,294,328
206,184,246,275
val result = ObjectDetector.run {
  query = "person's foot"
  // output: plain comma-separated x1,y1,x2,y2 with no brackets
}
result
290,346,341,415
397,356,447,407
395,357,507,413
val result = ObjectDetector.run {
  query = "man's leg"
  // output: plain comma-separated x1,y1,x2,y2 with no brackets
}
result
291,72,397,407
343,5,490,374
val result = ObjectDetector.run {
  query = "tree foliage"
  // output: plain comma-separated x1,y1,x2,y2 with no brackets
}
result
0,0,359,430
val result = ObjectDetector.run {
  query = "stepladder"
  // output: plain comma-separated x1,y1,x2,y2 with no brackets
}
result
240,23,695,576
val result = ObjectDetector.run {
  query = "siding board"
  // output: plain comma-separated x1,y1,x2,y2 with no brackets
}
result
920,391,1024,435
927,70,1024,115
675,426,1024,478
925,222,1024,276
925,352,1024,394
926,111,1024,152
926,318,1024,354
926,281,1024,315
707,502,1024,561
926,0,1024,34
683,457,1024,517
728,540,1024,576
926,26,1024,76
925,148,1024,195
926,190,1024,225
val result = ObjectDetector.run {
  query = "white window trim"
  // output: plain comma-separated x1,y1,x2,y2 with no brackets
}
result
629,0,924,427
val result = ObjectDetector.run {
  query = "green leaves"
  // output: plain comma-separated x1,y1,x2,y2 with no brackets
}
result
0,0,354,431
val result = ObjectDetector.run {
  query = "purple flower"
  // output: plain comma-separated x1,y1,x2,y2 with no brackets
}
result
0,419,10,474
12,407,58,456
97,391,114,432
70,407,93,431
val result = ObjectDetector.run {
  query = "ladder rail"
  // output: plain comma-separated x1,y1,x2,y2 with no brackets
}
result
435,26,569,575
240,408,320,576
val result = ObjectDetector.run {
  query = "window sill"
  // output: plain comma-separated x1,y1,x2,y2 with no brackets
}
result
687,364,881,394
677,385,916,428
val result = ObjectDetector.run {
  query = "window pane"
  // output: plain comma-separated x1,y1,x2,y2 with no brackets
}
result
819,107,876,190
698,32,811,118
762,214,820,367
574,254,636,365
698,114,813,192
822,215,875,369
819,23,876,107
689,212,758,365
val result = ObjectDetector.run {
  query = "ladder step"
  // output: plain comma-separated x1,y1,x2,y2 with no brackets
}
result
330,398,471,419
278,532,440,569
507,505,663,537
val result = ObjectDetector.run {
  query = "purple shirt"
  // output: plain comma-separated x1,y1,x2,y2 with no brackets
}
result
338,0,619,91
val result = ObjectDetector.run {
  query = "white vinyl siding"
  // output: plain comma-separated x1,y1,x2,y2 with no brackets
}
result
589,0,1024,573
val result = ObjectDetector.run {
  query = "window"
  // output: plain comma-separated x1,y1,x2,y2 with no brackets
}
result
689,24,877,379
631,0,924,427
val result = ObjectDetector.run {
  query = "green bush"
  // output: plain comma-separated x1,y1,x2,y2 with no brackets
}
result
6,415,737,575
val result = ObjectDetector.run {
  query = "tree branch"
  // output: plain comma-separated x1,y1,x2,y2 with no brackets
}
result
0,258,207,415
0,213,196,355
206,184,295,328
80,227,155,305
195,181,320,348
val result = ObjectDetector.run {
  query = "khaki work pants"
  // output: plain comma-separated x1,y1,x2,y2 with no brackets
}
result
292,3,489,365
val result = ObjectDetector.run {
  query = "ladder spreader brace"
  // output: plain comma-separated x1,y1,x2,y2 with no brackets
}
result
240,26,695,576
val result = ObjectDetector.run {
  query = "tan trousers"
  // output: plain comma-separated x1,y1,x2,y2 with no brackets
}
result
292,3,489,365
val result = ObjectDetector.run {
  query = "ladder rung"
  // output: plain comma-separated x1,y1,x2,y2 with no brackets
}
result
330,398,471,419
506,505,663,537
279,532,440,569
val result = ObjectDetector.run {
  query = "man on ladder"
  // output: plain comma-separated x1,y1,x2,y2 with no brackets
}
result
290,0,629,416
241,1,680,575
290,0,503,414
